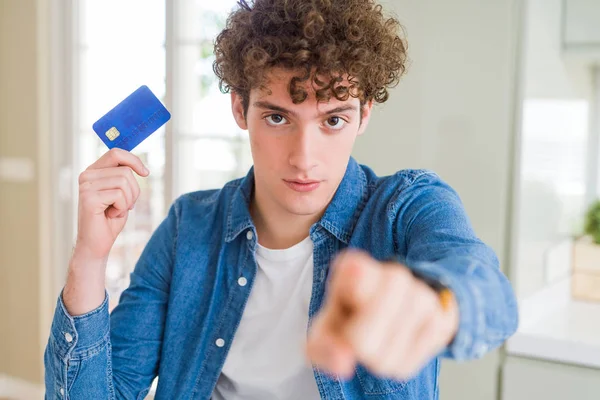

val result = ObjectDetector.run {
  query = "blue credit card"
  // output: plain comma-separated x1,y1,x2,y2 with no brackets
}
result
92,85,171,151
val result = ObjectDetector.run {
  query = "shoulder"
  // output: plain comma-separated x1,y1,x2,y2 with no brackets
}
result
170,177,244,224
361,164,448,197
376,168,441,191
360,164,461,216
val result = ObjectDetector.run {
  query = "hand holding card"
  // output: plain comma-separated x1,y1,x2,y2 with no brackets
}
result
63,86,170,316
92,85,171,151
66,147,149,316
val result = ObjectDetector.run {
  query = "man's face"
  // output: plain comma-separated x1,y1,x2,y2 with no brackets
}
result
231,68,373,219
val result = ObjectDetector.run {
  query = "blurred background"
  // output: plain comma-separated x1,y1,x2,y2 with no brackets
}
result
1,0,600,399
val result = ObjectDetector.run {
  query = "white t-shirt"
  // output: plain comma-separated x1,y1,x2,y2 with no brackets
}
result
211,236,321,400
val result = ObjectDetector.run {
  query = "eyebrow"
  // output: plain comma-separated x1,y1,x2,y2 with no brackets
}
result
253,101,358,118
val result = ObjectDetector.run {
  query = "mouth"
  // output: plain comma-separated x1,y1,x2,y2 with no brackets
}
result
283,179,322,193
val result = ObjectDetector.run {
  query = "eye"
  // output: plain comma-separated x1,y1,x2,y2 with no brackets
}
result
265,114,288,126
324,116,346,130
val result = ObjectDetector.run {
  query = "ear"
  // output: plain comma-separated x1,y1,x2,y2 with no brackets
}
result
357,100,374,136
231,92,248,130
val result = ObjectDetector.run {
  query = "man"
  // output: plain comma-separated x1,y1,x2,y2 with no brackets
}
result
45,0,518,399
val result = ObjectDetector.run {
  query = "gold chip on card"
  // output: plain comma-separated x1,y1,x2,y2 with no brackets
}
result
105,127,120,141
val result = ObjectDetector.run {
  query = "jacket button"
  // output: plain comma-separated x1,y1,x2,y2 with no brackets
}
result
238,277,247,287
246,230,254,240
216,338,225,347
64,332,73,343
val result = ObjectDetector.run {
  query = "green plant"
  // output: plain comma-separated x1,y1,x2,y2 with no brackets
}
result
584,200,600,244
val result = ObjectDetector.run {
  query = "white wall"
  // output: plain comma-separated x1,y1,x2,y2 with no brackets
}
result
512,0,593,299
355,0,519,257
352,1,523,399
564,0,600,45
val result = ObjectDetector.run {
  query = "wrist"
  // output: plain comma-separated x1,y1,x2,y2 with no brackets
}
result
63,260,107,316
70,244,109,272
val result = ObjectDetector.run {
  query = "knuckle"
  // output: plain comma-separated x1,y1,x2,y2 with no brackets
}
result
121,166,135,183
124,167,135,177
113,190,125,205
108,148,121,162
78,171,89,184
79,180,92,193
117,175,128,188
126,169,139,188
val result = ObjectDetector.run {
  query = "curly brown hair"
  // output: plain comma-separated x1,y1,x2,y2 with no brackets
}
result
213,0,408,114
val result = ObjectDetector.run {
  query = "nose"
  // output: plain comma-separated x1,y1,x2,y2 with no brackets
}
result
288,126,318,172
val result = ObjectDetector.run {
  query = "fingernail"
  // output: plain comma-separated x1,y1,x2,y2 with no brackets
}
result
144,166,150,175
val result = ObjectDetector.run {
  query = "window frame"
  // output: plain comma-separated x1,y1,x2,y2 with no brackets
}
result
51,0,250,296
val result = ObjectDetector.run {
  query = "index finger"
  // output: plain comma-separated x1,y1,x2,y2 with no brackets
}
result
328,250,381,311
87,148,149,177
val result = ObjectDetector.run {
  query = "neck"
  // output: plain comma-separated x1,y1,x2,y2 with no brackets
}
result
250,189,322,250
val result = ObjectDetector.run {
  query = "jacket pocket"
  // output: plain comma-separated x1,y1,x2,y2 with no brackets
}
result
355,364,407,395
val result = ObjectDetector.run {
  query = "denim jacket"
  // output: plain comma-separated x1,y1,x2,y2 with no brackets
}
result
44,158,518,399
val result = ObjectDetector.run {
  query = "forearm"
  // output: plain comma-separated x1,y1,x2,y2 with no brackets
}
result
406,250,519,360
395,172,519,360
62,248,108,316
